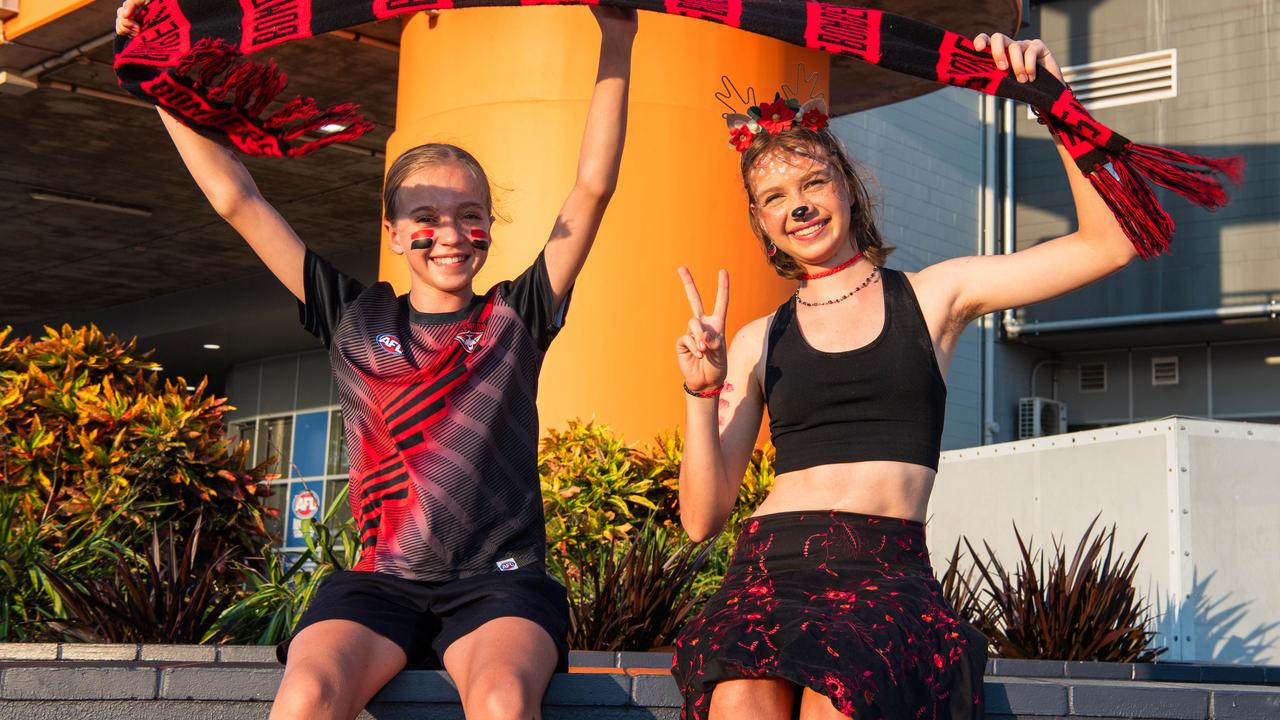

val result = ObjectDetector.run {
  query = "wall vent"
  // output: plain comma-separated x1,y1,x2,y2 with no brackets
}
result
1152,356,1180,386
1079,362,1108,393
1029,48,1177,117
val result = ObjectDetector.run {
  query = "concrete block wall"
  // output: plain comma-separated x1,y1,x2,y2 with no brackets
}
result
2,646,1279,719
1016,0,1279,322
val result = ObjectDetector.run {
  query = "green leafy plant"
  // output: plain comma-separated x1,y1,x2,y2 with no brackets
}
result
540,422,776,649
206,485,361,645
38,515,235,643
567,519,714,652
540,421,659,584
0,324,273,641
0,488,133,640
946,515,1166,662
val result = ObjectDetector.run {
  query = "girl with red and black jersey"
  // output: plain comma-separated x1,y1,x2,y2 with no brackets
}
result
117,2,636,718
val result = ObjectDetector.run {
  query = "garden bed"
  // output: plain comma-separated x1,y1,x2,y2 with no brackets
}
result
2,644,1278,719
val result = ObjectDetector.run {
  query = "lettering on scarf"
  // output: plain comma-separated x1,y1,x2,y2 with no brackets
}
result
374,0,455,18
804,5,881,64
1051,90,1114,148
241,0,313,54
935,32,1005,93
116,0,191,65
664,0,742,27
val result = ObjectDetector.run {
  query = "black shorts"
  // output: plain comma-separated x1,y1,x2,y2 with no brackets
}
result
276,564,569,671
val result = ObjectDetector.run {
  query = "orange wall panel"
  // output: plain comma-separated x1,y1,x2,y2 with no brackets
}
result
381,7,827,442
2,0,95,39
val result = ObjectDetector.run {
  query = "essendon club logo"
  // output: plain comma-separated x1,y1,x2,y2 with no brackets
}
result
936,32,1005,94
376,333,404,356
239,0,312,54
455,331,483,354
665,0,742,27
804,5,881,64
373,0,454,20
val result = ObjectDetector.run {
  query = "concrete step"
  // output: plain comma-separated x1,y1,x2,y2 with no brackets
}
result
1,645,1277,719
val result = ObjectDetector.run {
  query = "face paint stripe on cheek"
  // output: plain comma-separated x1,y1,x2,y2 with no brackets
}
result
469,228,491,251
409,229,435,251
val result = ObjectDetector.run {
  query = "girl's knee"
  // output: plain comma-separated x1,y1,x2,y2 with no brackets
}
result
271,667,348,720
710,678,795,717
463,670,543,720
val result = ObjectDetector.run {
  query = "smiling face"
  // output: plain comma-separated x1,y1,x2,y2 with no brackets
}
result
383,160,493,296
747,147,852,267
738,127,892,278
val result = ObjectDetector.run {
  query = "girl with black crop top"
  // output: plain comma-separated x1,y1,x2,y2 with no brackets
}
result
671,34,1138,720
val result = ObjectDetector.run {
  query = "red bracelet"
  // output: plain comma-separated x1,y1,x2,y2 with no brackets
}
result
683,382,725,398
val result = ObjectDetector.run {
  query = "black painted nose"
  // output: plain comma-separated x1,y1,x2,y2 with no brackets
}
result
791,206,810,221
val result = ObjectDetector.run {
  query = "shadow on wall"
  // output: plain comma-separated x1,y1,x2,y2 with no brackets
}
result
1017,138,1277,322
1160,570,1280,664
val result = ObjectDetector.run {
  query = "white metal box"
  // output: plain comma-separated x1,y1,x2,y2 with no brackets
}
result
930,417,1280,664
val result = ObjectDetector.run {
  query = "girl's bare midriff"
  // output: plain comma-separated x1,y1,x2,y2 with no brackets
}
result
751,461,936,522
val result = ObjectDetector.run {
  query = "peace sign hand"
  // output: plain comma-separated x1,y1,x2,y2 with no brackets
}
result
675,267,730,393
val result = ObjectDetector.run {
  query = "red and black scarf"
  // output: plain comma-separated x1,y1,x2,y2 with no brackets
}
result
114,0,1243,257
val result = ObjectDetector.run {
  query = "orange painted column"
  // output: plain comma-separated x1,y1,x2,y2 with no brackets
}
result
381,8,827,443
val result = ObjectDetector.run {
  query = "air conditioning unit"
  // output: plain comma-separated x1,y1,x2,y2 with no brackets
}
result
1018,397,1068,439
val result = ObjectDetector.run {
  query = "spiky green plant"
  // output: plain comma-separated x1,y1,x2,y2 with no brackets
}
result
206,485,360,645
567,519,714,651
954,515,1166,662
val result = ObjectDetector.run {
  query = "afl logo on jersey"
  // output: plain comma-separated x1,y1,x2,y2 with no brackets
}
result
376,333,404,356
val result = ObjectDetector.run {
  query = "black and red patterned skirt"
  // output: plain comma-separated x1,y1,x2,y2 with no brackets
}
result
672,511,987,719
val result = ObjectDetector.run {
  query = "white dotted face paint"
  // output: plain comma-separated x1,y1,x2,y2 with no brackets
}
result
748,148,846,251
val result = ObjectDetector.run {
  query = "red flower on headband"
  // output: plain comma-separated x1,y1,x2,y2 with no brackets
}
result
757,97,796,134
800,106,829,131
728,124,758,152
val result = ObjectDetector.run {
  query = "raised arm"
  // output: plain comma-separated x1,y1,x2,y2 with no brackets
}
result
119,0,307,300
156,109,307,300
674,269,766,543
541,8,637,307
919,33,1139,322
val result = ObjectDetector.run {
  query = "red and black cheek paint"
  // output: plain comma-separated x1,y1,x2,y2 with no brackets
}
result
408,228,492,252
409,228,436,251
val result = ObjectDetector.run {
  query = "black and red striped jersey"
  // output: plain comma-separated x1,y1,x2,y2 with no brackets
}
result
298,250,569,581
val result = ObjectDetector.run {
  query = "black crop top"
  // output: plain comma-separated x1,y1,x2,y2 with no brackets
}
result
764,268,947,473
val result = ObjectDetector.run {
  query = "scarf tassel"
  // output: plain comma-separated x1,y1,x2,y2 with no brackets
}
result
1086,159,1176,259
1044,113,1243,258
162,39,373,157
1121,142,1245,209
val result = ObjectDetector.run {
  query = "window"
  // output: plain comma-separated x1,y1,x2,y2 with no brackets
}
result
1152,356,1180,386
1079,362,1108,393
326,409,349,476
227,419,256,461
255,415,293,476
230,407,352,551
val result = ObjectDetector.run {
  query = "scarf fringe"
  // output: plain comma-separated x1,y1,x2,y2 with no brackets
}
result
1045,115,1243,258
1122,142,1245,209
1086,159,1176,259
165,39,373,157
